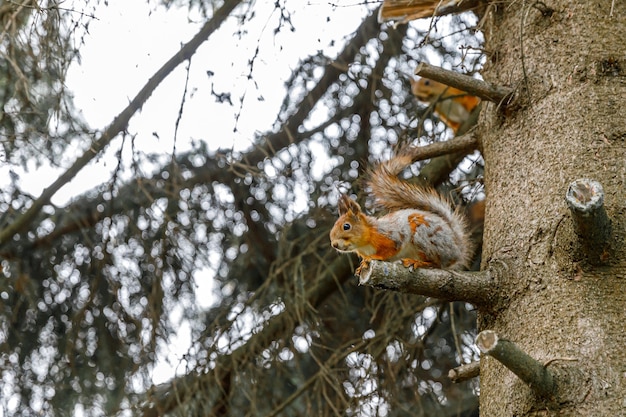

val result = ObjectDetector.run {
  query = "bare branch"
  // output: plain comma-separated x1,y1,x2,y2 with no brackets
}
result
239,10,382,169
476,330,555,399
415,62,514,104
358,261,495,306
406,130,479,163
448,360,480,383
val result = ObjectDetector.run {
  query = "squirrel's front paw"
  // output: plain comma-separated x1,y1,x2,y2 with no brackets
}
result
355,259,371,276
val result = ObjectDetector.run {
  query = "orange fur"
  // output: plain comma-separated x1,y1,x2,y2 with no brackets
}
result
408,213,430,234
410,77,480,133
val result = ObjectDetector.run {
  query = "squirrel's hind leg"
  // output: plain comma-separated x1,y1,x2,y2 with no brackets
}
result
401,258,437,270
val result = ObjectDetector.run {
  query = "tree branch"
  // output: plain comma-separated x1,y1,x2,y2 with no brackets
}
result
0,0,243,249
406,130,479,163
476,330,555,399
565,178,611,265
415,62,514,104
448,360,480,383
358,261,495,306
238,10,382,171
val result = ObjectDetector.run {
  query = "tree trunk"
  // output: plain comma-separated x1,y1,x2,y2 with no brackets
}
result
479,1,626,415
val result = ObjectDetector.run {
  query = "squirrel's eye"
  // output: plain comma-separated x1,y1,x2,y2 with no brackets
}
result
343,223,351,231
424,80,430,85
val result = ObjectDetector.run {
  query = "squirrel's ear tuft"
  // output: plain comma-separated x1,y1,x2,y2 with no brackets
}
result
338,194,361,215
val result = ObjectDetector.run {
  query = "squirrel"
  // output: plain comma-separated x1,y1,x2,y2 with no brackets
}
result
330,152,474,276
410,77,481,133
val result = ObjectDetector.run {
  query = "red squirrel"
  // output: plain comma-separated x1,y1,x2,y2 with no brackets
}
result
330,152,473,276
410,77,481,133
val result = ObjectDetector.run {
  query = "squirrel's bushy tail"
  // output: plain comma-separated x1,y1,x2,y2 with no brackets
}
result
366,153,449,214
367,152,474,269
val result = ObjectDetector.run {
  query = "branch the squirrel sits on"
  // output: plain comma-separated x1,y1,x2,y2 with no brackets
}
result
411,77,481,133
330,151,474,276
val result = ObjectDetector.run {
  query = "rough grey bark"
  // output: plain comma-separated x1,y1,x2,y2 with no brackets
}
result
478,1,626,415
